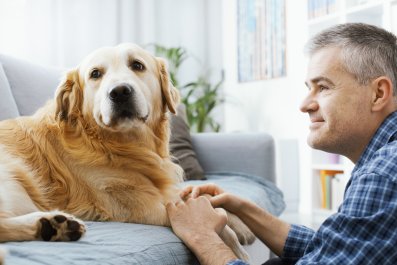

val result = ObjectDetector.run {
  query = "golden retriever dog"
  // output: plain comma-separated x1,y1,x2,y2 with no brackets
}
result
0,43,253,263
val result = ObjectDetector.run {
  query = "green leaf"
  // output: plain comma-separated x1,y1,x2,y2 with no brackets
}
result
152,43,224,132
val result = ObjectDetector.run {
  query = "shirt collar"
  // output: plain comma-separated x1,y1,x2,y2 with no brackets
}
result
353,111,397,173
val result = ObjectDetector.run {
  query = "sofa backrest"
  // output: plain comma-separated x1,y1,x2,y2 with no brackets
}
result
0,61,19,120
0,54,63,120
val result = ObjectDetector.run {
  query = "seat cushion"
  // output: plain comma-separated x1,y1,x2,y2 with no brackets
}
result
3,173,285,265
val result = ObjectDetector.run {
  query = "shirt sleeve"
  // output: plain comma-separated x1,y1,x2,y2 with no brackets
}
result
281,224,315,262
295,173,397,264
226,259,249,265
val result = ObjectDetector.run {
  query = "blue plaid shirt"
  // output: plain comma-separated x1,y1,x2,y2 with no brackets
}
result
228,111,397,265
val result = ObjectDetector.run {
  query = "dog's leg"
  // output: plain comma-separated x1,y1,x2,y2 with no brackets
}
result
0,163,86,242
0,247,6,265
220,225,250,262
227,212,256,245
0,211,86,242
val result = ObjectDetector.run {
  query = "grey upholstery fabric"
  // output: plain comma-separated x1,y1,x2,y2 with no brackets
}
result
192,133,276,183
0,54,62,116
3,173,285,265
0,63,19,120
4,222,198,265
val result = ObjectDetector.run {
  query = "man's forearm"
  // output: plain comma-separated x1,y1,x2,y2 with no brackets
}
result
237,199,290,256
186,232,237,265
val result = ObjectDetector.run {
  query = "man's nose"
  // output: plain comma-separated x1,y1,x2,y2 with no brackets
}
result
300,94,318,113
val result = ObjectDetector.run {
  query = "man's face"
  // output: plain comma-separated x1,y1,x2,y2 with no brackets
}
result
300,47,374,159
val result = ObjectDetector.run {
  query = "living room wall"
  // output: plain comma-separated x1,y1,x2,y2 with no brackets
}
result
211,0,310,212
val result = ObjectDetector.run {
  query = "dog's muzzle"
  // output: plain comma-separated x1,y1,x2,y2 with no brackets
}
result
109,84,137,119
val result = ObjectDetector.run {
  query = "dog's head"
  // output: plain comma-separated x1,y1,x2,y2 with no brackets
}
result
55,43,179,132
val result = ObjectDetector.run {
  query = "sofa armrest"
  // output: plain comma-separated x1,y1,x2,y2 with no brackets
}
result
191,133,276,183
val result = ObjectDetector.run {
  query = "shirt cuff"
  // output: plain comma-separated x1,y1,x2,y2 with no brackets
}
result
281,224,315,262
226,259,249,265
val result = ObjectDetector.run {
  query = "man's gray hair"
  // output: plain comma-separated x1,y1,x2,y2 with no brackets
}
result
305,23,397,95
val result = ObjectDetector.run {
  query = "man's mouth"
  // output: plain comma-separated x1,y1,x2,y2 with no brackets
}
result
308,115,325,129
309,120,324,129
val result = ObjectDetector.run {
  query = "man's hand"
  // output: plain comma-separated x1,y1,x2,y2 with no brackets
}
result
166,196,238,265
180,183,225,199
180,184,245,215
166,196,228,242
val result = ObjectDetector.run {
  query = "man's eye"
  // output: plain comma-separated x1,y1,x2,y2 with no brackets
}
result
319,85,328,92
90,69,102,79
131,61,145,71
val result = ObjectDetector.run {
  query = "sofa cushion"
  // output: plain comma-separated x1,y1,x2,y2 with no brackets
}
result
185,173,285,216
3,173,285,265
0,54,62,116
170,104,205,180
0,63,19,120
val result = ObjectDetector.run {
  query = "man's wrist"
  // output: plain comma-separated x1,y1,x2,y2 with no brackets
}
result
187,231,237,265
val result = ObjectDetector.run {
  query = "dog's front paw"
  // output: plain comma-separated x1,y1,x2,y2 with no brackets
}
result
38,212,86,241
227,212,256,245
0,247,7,265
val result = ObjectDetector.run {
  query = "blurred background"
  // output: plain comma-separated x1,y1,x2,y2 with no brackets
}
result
1,0,391,225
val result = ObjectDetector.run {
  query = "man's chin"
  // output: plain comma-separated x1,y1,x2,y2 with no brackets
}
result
307,134,323,150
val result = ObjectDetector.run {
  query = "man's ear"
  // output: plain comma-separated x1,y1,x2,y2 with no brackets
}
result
371,76,394,112
55,69,83,124
156,57,180,114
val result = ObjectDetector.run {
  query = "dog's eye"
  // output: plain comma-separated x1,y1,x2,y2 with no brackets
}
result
90,69,102,79
131,61,145,71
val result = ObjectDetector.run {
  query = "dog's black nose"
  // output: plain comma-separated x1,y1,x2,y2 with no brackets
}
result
109,84,133,102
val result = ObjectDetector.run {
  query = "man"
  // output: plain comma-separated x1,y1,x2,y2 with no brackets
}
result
166,23,397,264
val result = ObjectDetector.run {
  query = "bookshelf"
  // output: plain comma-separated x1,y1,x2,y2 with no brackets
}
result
310,150,353,223
306,0,397,223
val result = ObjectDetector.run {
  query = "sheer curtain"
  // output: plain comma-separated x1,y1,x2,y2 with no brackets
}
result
0,0,219,79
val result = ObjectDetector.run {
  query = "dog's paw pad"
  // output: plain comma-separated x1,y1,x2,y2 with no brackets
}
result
40,218,58,241
67,230,83,241
54,215,67,223
38,213,86,242
67,220,80,230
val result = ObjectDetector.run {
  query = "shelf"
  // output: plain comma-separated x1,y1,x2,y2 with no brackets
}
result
312,163,345,171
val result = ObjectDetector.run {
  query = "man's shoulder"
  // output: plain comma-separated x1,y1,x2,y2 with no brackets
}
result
359,140,397,180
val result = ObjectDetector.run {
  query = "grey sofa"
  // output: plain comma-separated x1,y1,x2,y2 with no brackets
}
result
0,54,285,265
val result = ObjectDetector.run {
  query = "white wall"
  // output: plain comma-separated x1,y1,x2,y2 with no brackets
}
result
218,0,311,212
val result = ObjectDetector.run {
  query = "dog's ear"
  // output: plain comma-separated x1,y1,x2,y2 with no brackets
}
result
55,69,83,124
156,58,180,114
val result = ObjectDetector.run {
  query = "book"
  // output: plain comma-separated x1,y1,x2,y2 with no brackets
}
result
319,170,343,209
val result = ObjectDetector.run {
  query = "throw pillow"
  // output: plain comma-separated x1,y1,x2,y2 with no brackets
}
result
169,104,206,180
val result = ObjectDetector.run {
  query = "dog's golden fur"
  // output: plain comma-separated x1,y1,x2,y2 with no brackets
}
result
0,43,252,262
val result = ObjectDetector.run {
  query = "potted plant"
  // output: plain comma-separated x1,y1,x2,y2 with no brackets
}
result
152,44,224,132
